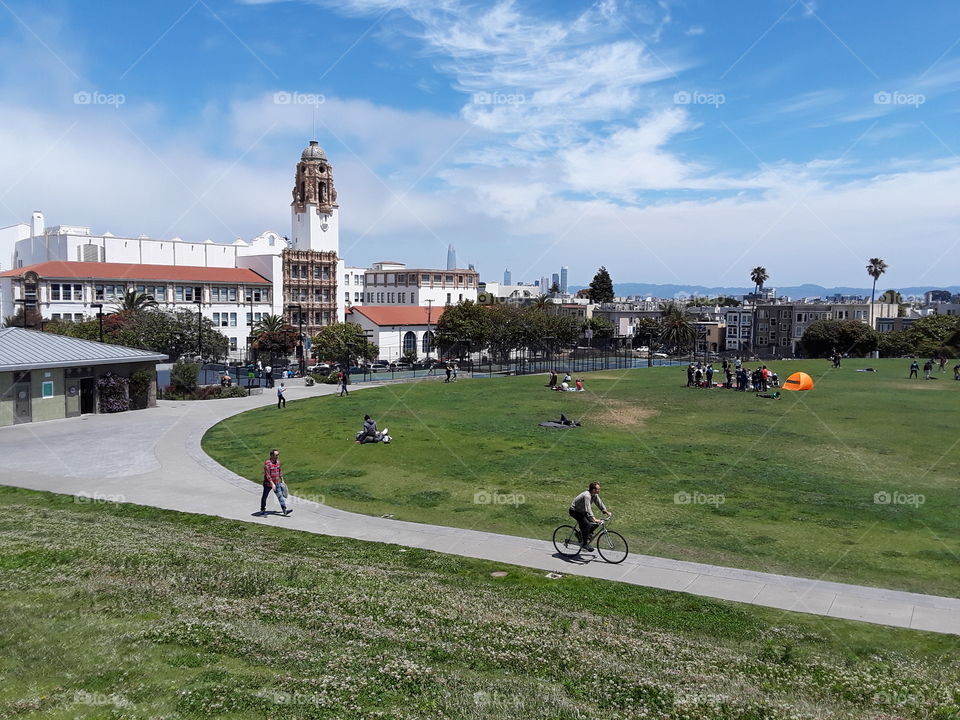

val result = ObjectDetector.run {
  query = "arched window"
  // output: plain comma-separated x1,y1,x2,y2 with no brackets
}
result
403,331,416,355
421,330,434,355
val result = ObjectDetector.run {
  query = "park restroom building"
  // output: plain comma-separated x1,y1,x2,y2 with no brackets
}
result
0,328,166,426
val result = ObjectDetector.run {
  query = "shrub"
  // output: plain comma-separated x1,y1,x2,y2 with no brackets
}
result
128,368,154,409
321,371,339,385
97,372,130,413
221,386,249,398
171,362,200,393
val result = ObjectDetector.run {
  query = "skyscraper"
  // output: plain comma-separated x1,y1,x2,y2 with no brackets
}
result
540,276,550,294
503,268,512,285
560,266,568,293
551,273,559,290
446,244,458,270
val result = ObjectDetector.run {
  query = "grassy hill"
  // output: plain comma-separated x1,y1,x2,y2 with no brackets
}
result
204,359,960,596
0,487,958,719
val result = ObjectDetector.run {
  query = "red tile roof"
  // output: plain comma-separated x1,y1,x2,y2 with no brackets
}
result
347,305,446,326
0,260,270,284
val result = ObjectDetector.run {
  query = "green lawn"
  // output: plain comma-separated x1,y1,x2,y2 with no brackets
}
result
1,487,958,719
203,358,960,596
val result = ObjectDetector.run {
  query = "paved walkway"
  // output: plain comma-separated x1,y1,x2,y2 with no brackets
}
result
2,382,958,636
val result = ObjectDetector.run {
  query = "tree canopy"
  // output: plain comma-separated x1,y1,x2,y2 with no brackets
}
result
801,319,878,357
312,323,378,366
587,267,614,303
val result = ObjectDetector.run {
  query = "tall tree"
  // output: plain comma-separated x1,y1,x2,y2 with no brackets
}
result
750,266,769,294
659,302,695,355
253,314,290,334
587,267,614,303
312,323,378,367
866,257,888,330
434,300,489,356
111,289,158,314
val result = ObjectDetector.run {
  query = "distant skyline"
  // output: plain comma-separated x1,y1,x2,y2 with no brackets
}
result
0,1,958,287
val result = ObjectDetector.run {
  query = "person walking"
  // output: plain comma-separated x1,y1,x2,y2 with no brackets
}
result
445,366,452,383
260,449,292,515
338,370,349,397
909,360,919,379
277,382,286,409
705,364,714,387
265,364,273,388
923,358,933,380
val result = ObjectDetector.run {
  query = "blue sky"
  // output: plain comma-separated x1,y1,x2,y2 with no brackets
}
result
0,0,958,288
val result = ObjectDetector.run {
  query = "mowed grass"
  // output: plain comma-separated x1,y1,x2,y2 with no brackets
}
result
1,486,958,720
203,358,960,596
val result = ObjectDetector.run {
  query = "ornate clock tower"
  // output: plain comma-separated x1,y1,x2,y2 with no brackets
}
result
291,140,339,253
283,140,341,342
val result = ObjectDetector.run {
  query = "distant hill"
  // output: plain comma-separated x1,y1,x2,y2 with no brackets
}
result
567,283,960,299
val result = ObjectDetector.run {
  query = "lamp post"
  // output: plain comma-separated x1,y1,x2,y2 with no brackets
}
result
288,304,304,376
90,303,104,342
247,296,255,363
194,300,202,362
425,298,433,361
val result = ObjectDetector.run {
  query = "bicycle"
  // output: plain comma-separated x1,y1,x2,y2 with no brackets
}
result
552,517,629,564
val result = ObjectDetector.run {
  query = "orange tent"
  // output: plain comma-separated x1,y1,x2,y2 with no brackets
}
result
783,371,814,391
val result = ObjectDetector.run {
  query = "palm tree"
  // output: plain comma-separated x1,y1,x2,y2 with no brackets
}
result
659,302,696,356
750,266,769,295
253,314,291,334
111,289,158,314
866,257,888,330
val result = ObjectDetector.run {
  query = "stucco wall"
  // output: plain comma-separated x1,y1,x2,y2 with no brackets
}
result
30,367,65,423
0,371,13,427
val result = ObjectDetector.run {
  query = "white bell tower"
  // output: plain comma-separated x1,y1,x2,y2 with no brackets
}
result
290,140,340,253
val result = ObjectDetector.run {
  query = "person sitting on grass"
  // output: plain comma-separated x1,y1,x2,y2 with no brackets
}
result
357,414,378,443
756,391,781,399
575,378,584,392
546,370,557,388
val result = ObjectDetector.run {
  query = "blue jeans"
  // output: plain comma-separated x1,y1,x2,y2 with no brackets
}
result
260,484,287,512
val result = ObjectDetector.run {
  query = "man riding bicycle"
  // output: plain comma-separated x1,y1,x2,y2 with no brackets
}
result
569,482,611,552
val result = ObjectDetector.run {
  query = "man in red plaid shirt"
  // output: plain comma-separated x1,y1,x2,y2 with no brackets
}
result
260,448,292,515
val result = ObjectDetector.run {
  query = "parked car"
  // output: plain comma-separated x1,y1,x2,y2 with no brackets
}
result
652,352,669,359
348,366,368,374
370,361,390,372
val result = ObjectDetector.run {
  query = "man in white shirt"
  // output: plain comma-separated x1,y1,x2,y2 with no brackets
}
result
568,482,611,552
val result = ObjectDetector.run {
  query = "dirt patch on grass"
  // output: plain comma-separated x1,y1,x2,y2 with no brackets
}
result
887,382,947,391
584,399,658,427
582,373,629,381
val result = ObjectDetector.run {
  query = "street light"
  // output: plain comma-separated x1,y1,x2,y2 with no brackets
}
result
425,298,433,361
194,300,202,362
288,304,304,376
90,303,104,342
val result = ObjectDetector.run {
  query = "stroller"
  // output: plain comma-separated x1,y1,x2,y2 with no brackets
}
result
356,426,392,444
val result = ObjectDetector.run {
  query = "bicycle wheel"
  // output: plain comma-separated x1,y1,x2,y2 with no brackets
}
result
595,530,628,564
552,525,582,557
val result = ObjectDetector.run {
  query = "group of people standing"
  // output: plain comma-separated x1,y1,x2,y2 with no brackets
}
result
909,357,960,380
686,358,778,392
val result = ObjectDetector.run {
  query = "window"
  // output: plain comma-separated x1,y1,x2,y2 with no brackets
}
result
212,312,220,326
397,273,405,283
73,313,84,321
314,266,321,280
457,275,464,284
42,381,54,399
421,330,434,354
446,293,451,304
314,312,322,325
345,292,350,303
322,311,330,324
467,276,474,286
229,337,237,351
434,274,442,283
73,284,83,300
52,313,61,320
229,313,237,327
51,284,61,301
458,294,463,302
386,274,395,284
421,274,429,282
344,273,350,284
445,275,453,283
403,331,416,354
354,292,360,302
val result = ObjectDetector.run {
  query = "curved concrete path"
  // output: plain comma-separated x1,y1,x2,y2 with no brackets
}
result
1,382,958,636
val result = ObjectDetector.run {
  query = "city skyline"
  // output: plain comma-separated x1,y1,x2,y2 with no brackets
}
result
0,1,957,287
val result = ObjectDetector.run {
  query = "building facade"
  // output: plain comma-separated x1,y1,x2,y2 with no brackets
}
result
0,261,272,361
362,262,479,307
346,306,445,362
